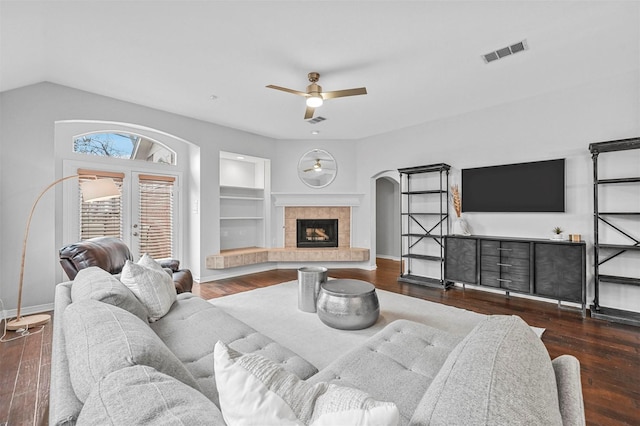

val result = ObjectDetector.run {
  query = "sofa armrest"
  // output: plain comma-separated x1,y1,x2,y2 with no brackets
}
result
50,282,84,426
157,258,180,272
552,355,585,426
173,269,193,293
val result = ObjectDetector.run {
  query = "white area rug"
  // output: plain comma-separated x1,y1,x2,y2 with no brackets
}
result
210,280,544,370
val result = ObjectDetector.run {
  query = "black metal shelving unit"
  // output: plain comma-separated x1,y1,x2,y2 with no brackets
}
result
590,137,640,326
398,163,450,288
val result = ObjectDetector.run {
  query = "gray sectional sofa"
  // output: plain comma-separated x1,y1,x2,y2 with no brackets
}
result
50,268,585,425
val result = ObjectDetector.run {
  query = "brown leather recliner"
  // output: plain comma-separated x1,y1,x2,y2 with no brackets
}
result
59,236,193,293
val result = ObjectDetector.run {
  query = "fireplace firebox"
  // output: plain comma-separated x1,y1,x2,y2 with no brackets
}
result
296,219,338,248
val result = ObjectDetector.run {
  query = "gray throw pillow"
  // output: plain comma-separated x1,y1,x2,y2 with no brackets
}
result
410,315,563,426
70,266,148,322
77,365,225,425
63,299,200,402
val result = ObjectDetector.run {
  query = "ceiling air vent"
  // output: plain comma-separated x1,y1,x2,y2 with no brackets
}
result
483,40,528,63
307,116,327,124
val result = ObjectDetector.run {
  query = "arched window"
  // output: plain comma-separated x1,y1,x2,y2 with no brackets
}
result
73,132,176,165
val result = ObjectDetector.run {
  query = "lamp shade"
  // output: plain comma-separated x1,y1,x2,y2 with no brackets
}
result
80,178,120,202
306,95,323,108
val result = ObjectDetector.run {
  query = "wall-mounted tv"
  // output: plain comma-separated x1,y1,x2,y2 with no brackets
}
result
462,159,565,212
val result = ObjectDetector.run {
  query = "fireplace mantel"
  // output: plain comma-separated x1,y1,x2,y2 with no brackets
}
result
272,192,364,207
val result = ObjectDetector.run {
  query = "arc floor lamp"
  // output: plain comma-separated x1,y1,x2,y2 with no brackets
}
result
6,174,120,331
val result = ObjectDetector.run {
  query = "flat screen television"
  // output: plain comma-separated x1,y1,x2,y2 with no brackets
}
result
462,159,565,212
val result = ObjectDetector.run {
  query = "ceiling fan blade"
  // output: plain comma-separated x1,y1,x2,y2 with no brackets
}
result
322,87,367,100
304,106,315,120
266,85,309,97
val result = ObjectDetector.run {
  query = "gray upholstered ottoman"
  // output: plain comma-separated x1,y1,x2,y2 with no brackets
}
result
316,279,380,330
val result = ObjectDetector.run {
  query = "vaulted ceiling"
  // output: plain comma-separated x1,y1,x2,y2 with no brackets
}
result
1,1,638,140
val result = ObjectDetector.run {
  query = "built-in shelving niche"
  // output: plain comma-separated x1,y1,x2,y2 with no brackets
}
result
219,151,270,251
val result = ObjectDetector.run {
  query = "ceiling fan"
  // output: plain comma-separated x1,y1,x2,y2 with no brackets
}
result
303,159,324,173
266,72,367,119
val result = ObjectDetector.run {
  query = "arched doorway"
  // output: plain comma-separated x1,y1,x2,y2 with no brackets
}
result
371,170,400,267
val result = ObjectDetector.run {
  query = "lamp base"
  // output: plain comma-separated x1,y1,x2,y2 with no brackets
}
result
6,314,51,331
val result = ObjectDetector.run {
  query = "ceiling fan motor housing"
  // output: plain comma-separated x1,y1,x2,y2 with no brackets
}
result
306,83,322,97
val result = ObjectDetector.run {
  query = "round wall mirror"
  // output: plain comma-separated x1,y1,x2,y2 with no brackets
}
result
297,149,337,188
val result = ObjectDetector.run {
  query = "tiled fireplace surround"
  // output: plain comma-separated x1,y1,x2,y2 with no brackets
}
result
284,207,350,248
207,205,369,269
274,206,368,261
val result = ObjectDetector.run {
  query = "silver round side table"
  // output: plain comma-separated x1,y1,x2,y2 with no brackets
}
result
317,279,380,330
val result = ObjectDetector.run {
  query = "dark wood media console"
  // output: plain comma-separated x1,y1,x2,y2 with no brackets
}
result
445,235,586,316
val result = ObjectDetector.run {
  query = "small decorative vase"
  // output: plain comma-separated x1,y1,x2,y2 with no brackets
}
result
453,216,472,236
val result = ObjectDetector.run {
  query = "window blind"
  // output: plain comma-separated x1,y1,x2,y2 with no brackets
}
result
78,170,124,240
138,174,175,259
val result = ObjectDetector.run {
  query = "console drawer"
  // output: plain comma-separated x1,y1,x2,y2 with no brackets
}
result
481,240,530,259
480,256,529,275
480,271,529,292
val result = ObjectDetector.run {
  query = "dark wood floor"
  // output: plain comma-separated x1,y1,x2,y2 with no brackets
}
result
1,258,638,425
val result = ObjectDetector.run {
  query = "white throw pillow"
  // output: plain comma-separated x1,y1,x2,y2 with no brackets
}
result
213,341,399,426
137,252,167,273
120,255,176,322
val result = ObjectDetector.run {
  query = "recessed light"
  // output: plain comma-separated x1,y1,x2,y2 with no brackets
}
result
311,130,320,135
236,156,245,160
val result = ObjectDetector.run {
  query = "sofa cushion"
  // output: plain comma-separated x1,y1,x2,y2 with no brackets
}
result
150,293,318,406
409,315,563,426
70,266,148,322
307,319,462,426
76,365,225,425
63,299,200,402
214,341,399,426
121,255,176,321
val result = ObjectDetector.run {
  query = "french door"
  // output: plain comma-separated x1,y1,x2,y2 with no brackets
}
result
77,168,179,259
132,173,176,259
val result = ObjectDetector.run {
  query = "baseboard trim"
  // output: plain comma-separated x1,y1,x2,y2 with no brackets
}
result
375,254,401,261
3,302,55,319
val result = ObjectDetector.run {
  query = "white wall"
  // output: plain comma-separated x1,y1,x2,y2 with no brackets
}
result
0,82,277,314
354,70,639,311
1,68,638,315
271,140,358,194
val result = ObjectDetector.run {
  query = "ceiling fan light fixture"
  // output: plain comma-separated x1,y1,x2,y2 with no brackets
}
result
306,95,323,108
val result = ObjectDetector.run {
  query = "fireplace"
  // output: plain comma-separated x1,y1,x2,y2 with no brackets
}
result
297,219,338,248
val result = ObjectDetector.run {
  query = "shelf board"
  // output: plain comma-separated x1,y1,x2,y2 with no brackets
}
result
220,196,264,200
596,177,640,184
220,217,264,220
398,274,450,289
398,163,451,174
598,275,640,286
401,190,446,195
402,233,443,238
401,212,445,216
589,137,640,154
598,212,640,215
590,305,640,327
220,185,264,190
598,244,640,251
402,253,442,262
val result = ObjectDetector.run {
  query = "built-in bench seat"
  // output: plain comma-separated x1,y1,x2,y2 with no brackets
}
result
206,247,370,269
